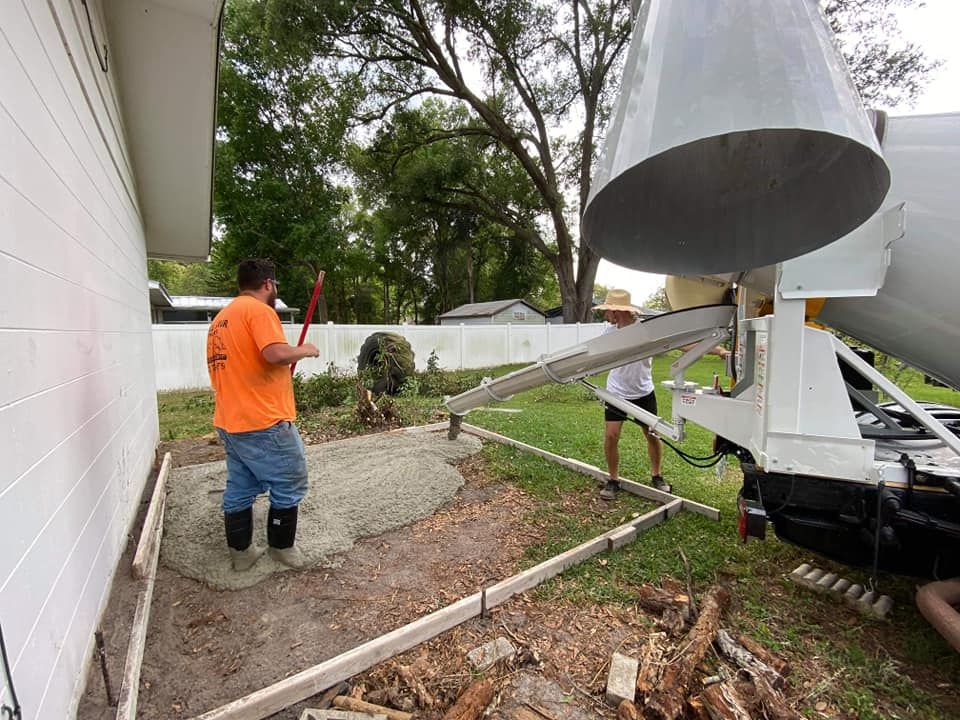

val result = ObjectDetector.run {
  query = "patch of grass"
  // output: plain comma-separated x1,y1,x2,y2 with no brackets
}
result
294,364,354,411
157,390,215,440
879,363,960,405
157,384,442,441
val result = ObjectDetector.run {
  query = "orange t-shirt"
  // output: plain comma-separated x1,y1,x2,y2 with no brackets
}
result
207,295,296,432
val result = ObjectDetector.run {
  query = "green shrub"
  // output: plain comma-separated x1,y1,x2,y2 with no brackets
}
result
419,350,445,397
412,367,477,398
294,364,353,411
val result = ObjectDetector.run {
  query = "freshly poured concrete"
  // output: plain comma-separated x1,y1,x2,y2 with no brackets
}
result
161,431,482,590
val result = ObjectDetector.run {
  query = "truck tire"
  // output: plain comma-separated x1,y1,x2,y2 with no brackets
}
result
357,332,415,395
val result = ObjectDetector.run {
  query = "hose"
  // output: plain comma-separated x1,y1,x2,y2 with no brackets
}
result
916,579,960,653
660,436,725,468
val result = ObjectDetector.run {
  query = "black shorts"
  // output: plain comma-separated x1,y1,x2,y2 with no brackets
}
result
604,391,657,423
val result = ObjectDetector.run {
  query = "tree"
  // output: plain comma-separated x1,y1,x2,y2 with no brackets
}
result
824,0,941,109
644,286,670,312
318,0,633,321
147,259,213,296
313,0,935,322
212,0,356,322
351,101,560,322
212,0,936,325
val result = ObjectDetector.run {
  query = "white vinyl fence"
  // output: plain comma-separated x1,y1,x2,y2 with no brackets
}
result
153,322,607,391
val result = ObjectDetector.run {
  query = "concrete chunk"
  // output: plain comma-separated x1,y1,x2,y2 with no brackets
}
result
605,652,639,706
785,563,893,620
844,584,864,603
300,711,387,720
467,636,517,671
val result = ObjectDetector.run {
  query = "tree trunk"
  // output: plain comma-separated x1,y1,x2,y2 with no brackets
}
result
715,630,785,690
635,633,666,703
738,670,803,720
737,635,790,678
698,682,752,720
442,679,494,720
556,257,579,323
318,293,328,324
466,241,476,304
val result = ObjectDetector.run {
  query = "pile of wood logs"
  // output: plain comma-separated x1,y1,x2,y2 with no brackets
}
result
618,584,802,720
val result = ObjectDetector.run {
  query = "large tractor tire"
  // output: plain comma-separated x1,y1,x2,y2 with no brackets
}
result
357,332,415,395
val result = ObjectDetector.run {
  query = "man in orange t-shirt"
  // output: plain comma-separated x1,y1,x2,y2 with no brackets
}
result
207,259,320,571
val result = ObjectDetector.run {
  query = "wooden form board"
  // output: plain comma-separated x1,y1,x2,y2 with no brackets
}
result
116,496,166,720
483,501,679,607
461,423,720,520
132,452,172,580
188,441,683,720
191,593,483,720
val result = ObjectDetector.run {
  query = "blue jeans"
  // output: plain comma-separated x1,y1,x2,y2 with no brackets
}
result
216,421,309,514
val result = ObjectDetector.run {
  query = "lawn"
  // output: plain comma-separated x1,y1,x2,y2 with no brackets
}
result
157,354,960,719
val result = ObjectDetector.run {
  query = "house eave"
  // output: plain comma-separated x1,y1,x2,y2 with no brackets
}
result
103,0,224,262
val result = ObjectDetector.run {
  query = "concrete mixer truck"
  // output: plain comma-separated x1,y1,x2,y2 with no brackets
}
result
444,0,960,633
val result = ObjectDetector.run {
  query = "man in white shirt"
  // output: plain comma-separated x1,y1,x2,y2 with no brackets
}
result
594,289,729,500
594,289,664,500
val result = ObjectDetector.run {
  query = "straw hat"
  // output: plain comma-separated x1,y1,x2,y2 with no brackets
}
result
593,289,641,313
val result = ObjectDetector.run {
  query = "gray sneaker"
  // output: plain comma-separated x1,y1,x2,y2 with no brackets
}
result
600,479,620,500
651,475,672,493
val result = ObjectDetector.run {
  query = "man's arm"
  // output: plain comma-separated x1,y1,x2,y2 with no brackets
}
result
680,343,730,359
262,342,320,366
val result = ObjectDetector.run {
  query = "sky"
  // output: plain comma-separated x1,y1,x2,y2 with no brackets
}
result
593,0,960,307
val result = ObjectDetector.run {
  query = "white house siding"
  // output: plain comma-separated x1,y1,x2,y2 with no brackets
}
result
0,1,158,717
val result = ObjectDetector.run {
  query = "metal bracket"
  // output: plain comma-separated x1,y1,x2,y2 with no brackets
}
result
480,378,512,403
580,380,682,441
538,358,567,385
670,330,728,379
833,337,960,457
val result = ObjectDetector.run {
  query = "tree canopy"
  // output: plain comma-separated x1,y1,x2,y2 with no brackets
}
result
210,0,356,321
825,0,941,108
315,0,633,321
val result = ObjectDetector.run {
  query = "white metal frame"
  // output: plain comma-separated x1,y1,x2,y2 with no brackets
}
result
659,202,959,485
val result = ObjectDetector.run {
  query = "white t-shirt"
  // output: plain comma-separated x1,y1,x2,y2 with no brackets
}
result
603,323,654,399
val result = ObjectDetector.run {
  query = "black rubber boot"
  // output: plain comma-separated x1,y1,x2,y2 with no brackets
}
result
600,479,620,501
224,507,263,571
651,475,672,493
268,505,309,569
267,505,297,549
224,507,253,550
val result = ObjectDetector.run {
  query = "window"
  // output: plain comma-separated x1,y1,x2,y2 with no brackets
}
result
513,310,526,320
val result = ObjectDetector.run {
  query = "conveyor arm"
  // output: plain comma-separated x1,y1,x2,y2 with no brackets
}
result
444,305,734,417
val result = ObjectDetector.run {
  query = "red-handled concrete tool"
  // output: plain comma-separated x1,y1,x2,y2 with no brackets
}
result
291,270,325,376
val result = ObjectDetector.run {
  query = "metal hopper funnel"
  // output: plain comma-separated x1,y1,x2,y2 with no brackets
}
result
582,0,891,275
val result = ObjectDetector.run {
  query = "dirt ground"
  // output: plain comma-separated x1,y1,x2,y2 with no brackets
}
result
79,441,575,719
78,433,960,720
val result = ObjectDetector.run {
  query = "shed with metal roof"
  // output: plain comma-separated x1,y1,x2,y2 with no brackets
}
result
438,299,546,325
